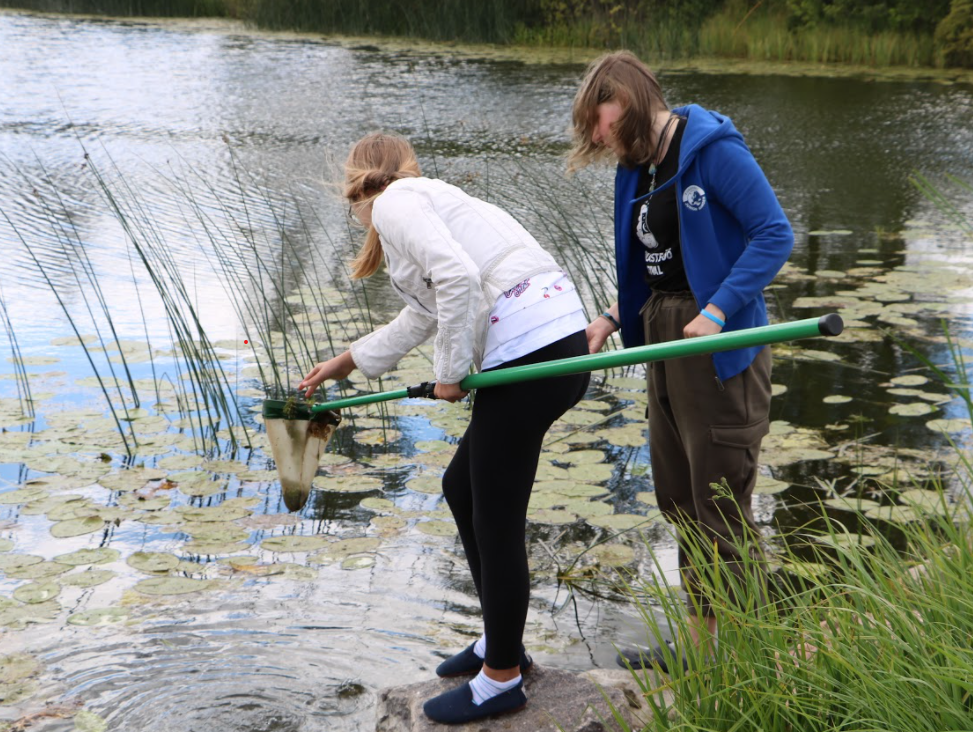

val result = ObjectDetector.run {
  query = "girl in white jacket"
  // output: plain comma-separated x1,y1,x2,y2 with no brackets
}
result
299,133,589,724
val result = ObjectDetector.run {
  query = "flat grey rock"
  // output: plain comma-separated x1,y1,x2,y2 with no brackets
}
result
376,664,653,732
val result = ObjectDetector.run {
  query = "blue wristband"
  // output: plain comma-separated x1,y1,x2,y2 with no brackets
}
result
700,309,725,328
600,311,621,331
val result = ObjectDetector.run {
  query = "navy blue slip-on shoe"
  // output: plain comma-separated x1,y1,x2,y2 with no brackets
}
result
422,680,527,725
435,643,533,678
616,641,689,674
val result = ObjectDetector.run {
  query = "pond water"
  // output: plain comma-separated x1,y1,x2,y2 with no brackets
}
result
0,9,972,732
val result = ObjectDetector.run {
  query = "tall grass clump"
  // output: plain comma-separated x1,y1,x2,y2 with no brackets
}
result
242,0,537,45
598,485,973,731
597,305,973,730
698,3,939,66
0,0,230,16
0,284,34,420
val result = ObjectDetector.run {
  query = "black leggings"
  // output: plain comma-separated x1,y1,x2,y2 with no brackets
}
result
441,330,590,670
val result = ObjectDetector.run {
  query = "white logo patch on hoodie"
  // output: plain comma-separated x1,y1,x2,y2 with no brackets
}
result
682,185,706,211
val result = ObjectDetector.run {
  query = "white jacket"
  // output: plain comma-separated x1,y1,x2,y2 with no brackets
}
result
349,177,562,384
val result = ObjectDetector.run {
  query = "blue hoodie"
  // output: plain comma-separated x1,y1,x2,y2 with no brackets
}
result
614,104,794,381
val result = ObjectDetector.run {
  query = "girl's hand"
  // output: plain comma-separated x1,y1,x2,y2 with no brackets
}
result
434,381,468,402
586,316,616,354
299,351,356,399
684,306,726,339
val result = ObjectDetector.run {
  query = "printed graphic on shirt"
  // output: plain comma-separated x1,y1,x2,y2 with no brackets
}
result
682,185,706,211
503,279,531,298
635,202,660,249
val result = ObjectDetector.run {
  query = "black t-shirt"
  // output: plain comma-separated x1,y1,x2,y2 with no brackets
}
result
632,116,688,292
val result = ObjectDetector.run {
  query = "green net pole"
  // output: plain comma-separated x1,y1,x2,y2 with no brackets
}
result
309,314,842,414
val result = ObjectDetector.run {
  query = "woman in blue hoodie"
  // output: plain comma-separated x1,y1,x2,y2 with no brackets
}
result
569,51,793,671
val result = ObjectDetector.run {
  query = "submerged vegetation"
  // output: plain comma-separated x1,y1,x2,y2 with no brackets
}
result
2,0,973,68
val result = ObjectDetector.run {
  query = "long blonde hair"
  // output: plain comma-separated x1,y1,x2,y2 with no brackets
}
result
568,51,668,172
345,132,422,279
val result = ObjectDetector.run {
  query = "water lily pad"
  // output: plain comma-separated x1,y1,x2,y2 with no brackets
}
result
176,505,251,523
318,453,353,467
567,463,614,483
51,516,106,538
370,516,407,533
890,375,929,386
180,523,250,543
133,577,214,596
0,554,43,572
600,426,646,448
185,541,251,555
415,520,457,537
526,509,577,525
5,561,72,580
341,555,376,570
261,535,332,553
589,543,636,566
813,532,877,549
889,402,935,417
310,537,381,562
415,440,453,452
127,552,180,574
406,476,443,495
824,497,883,513
536,481,609,499
557,410,606,426
635,491,658,505
118,493,171,511
566,500,614,519
925,418,972,433
0,488,49,505
178,479,226,497
46,500,99,521
13,581,60,604
311,475,383,493
823,395,852,404
67,608,128,627
753,475,790,495
157,454,204,470
865,505,923,523
0,599,60,628
898,489,947,513
359,497,396,512
355,428,401,445
62,570,116,588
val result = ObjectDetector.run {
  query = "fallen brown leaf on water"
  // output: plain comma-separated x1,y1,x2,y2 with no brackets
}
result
7,698,84,731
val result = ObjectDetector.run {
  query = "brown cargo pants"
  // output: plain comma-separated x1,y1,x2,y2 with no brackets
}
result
643,291,771,617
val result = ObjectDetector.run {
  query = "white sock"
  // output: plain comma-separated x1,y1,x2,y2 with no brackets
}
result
469,669,521,706
473,633,487,659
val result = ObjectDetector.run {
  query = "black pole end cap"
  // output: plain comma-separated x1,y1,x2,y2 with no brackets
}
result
818,313,844,337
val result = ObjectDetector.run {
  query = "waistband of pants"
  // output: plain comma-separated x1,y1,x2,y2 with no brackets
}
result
642,289,695,322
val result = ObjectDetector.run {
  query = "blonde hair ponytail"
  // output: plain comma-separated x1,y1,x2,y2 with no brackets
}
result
345,133,422,279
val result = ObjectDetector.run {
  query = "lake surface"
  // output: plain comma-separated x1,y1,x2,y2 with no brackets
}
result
0,10,972,731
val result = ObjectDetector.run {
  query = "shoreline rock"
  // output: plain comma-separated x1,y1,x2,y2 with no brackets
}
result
376,663,664,731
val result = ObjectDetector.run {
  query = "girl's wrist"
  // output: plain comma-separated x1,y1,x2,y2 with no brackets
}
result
599,311,621,332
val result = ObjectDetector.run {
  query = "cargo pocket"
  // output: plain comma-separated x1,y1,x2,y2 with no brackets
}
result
706,419,769,498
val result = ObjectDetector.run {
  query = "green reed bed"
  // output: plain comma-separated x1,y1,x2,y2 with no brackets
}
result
242,0,532,44
0,0,229,17
0,284,34,421
699,11,938,67
601,487,973,732
588,310,973,731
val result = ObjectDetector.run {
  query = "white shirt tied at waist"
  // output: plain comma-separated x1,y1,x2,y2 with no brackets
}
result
349,176,570,384
482,271,587,369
